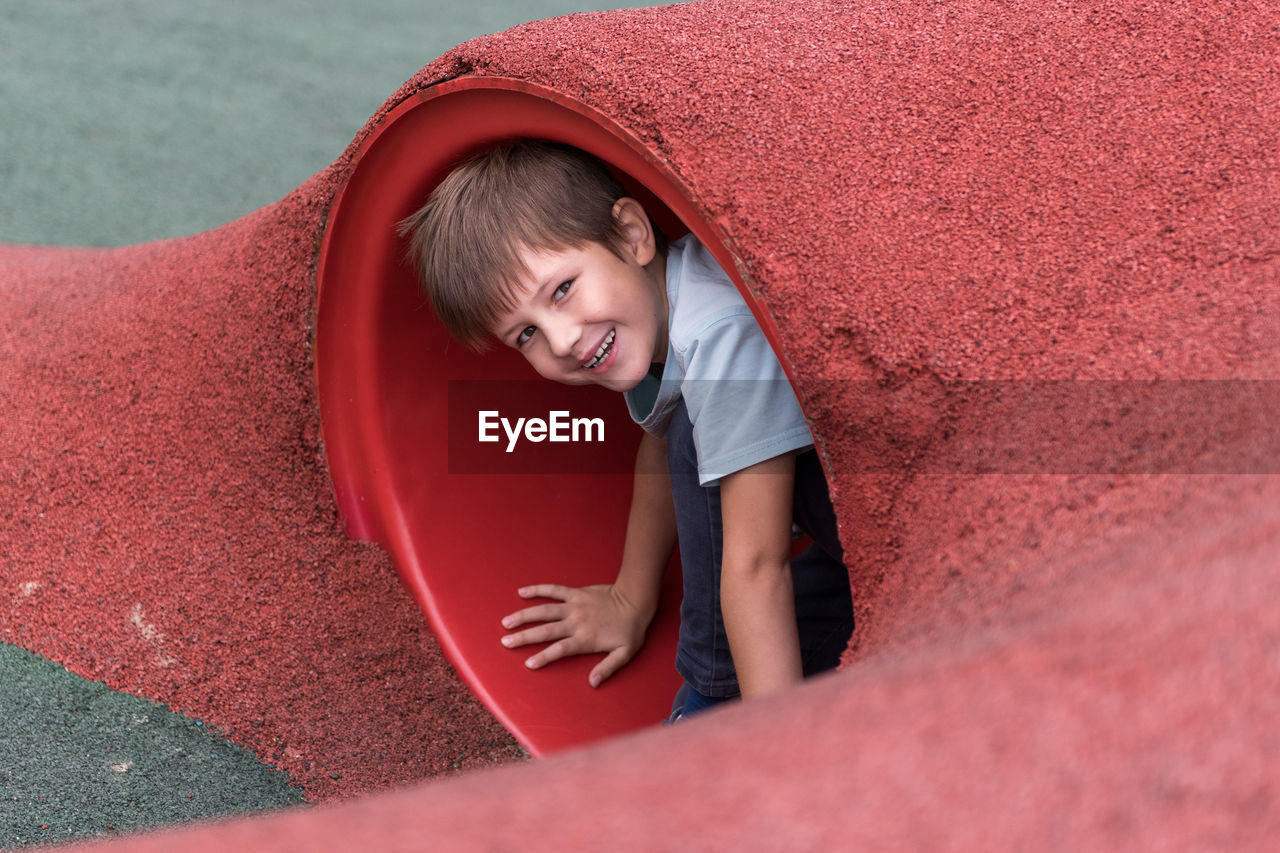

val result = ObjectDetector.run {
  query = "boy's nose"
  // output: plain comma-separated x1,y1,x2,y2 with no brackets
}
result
543,318,580,360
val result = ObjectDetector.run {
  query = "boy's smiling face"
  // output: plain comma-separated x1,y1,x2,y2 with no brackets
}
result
489,199,668,392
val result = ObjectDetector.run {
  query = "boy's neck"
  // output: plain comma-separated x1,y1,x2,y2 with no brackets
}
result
646,249,669,363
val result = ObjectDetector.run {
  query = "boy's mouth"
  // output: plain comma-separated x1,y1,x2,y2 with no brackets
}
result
583,329,616,370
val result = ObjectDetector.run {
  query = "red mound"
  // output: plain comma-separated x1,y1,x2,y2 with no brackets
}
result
3,0,1275,847
0,210,522,799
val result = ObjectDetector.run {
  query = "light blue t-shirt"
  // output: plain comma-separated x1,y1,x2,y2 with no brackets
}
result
625,235,814,485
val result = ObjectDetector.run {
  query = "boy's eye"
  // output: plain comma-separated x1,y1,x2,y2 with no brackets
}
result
553,280,573,300
516,325,536,347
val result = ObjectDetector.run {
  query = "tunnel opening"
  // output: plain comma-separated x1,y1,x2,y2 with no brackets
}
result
315,77,808,754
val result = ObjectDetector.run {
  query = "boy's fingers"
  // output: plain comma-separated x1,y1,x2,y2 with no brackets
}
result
501,603,565,629
524,638,576,670
501,621,566,649
518,584,573,601
589,647,631,688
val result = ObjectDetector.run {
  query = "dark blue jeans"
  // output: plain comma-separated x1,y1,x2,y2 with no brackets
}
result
666,399,854,718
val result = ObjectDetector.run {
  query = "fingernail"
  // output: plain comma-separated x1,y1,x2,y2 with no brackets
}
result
501,636,513,647
589,675,601,688
525,658,536,669
501,617,513,628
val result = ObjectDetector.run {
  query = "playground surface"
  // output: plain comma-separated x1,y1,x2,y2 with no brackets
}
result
0,1,670,847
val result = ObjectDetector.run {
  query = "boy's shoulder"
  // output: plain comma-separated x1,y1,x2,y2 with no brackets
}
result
667,235,757,353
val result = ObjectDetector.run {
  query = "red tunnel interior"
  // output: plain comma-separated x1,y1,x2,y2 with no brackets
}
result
315,78,797,753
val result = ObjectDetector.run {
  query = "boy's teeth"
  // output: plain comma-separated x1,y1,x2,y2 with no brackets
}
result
586,330,615,369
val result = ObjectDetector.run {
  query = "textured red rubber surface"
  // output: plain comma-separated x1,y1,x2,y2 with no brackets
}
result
5,0,1276,847
1,212,523,800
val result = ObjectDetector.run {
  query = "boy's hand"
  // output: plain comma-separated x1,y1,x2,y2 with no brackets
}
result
500,583,653,688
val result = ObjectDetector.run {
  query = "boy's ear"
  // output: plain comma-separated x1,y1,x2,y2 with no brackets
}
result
612,198,656,265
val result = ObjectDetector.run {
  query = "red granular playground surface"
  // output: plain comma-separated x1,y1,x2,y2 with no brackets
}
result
0,213,524,800
3,0,1279,848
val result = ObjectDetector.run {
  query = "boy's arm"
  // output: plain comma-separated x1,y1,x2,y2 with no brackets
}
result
718,452,803,698
501,431,676,687
612,429,678,620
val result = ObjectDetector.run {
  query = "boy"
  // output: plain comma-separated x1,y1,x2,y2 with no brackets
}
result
400,141,852,719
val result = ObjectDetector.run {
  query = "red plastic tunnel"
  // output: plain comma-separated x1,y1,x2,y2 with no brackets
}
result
315,77,745,752
9,0,1277,848
315,69,855,751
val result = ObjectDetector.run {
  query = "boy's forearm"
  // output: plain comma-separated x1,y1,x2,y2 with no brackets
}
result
717,452,803,699
613,432,676,619
720,554,802,697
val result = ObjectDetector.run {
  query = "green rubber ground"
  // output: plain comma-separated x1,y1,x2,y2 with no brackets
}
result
0,645,302,849
0,1,676,848
0,0,673,248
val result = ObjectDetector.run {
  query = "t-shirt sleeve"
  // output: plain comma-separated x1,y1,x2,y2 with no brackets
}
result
680,309,814,486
